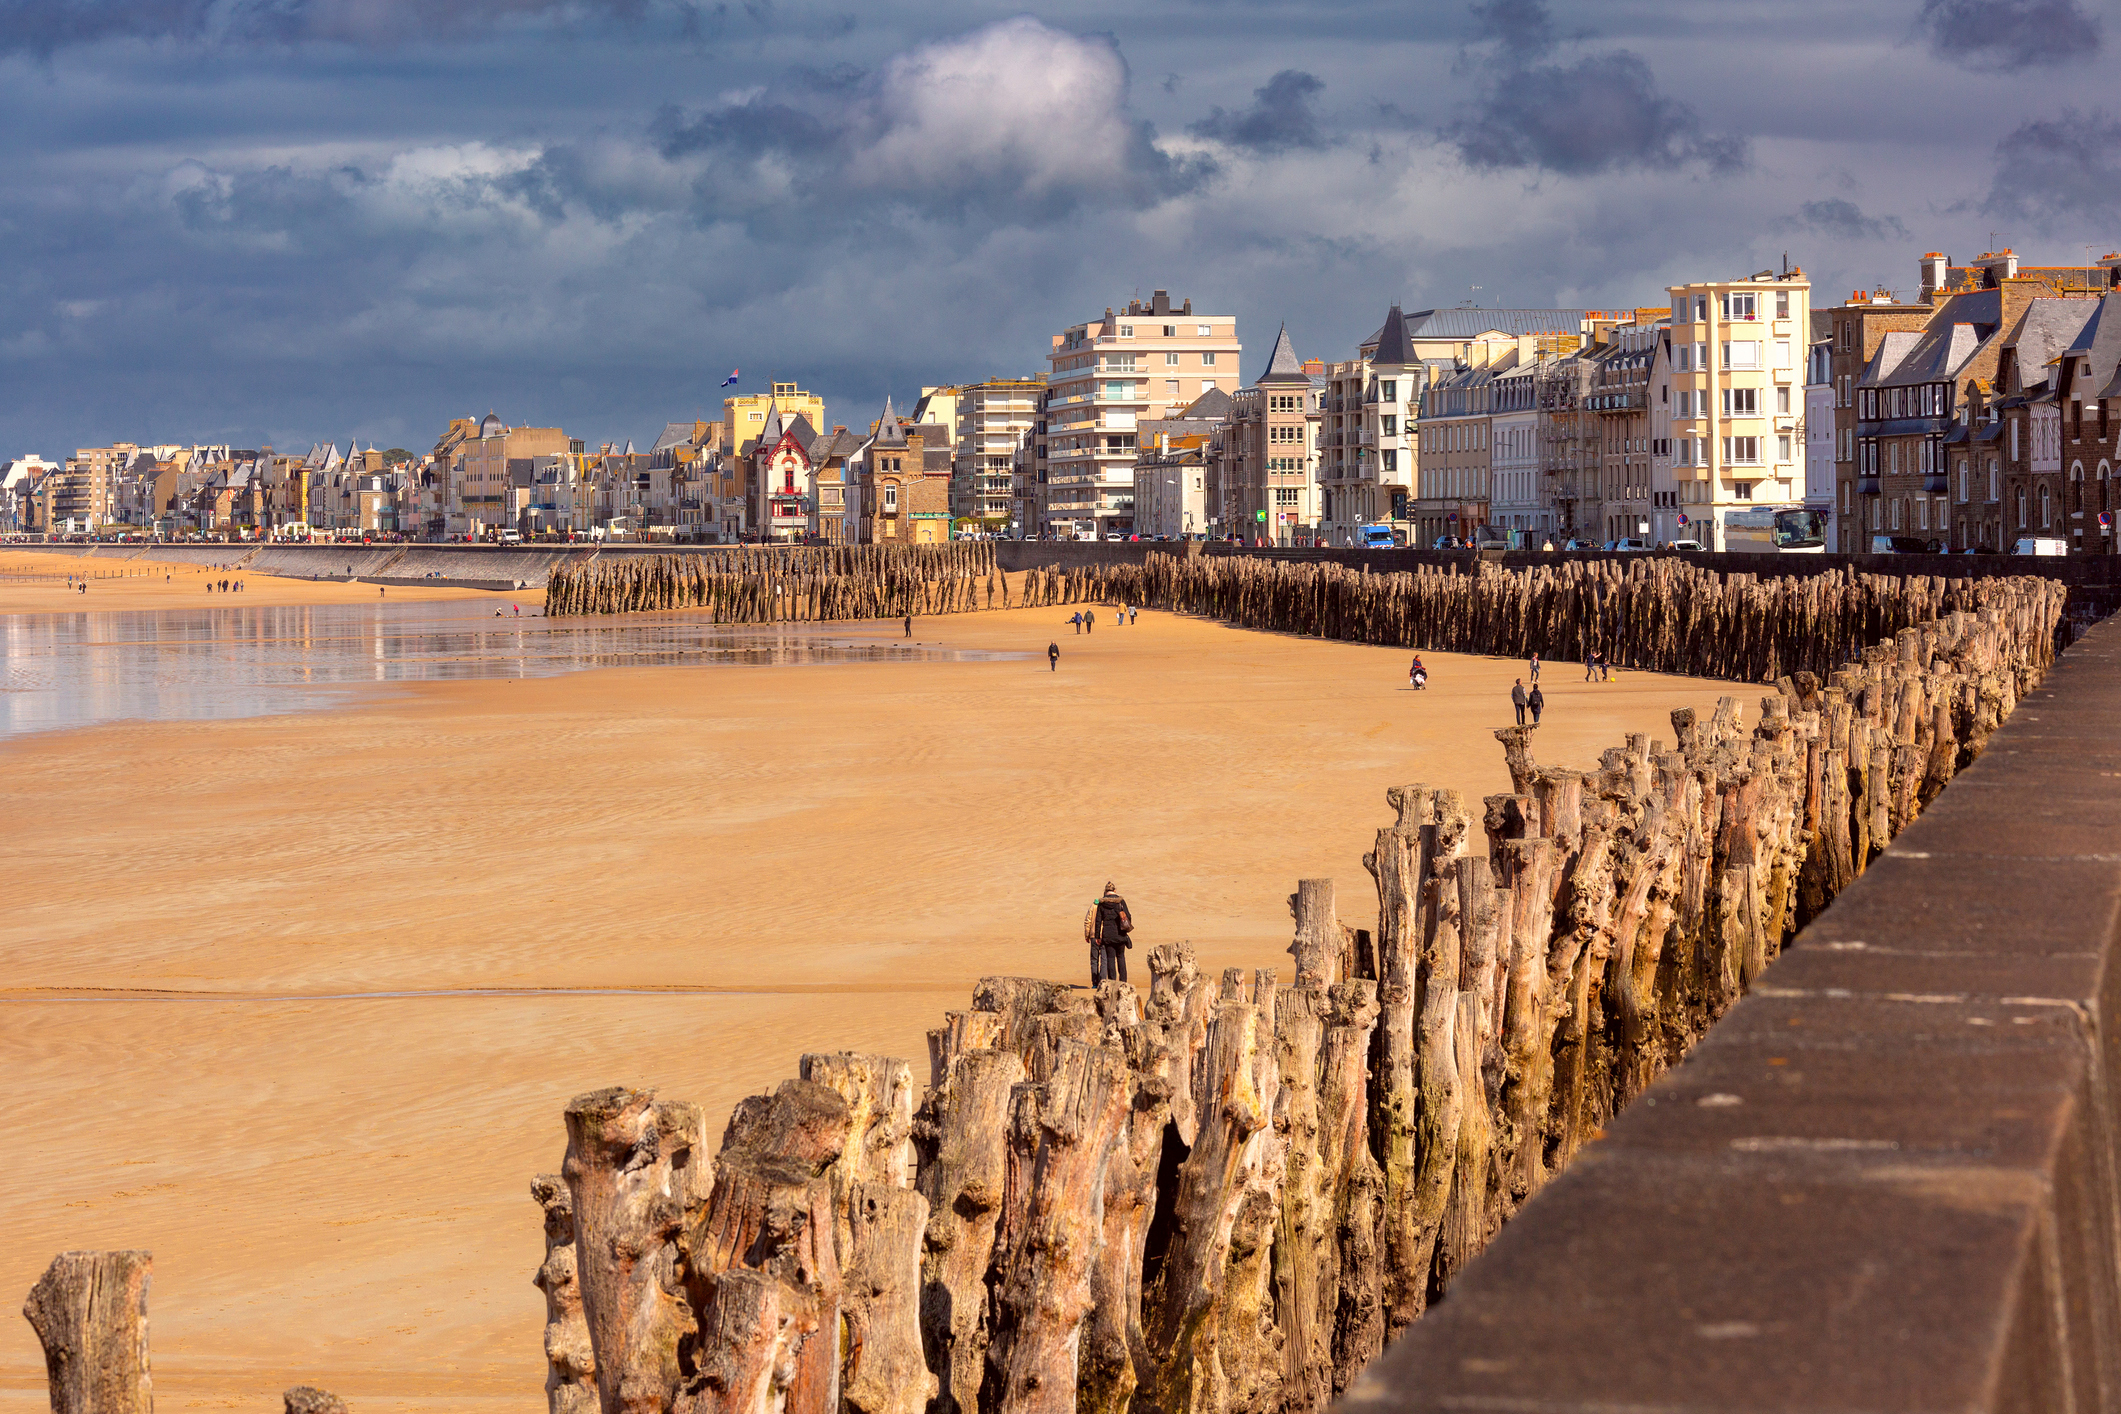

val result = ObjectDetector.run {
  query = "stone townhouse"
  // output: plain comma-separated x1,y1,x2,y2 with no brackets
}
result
850,399,952,544
1210,328,1317,544
1488,359,1548,543
806,426,863,545
1991,282,2121,551
1829,249,2108,552
1589,318,1663,544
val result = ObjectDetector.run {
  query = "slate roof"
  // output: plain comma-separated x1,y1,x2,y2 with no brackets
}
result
1363,307,1587,353
1371,305,1413,366
650,421,695,454
2006,298,2098,394
1255,324,1309,384
873,396,906,447
1180,386,1234,420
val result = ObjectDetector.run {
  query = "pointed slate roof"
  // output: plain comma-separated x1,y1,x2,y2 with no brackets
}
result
873,395,907,447
1255,324,1309,385
1180,386,1235,420
1372,305,1415,367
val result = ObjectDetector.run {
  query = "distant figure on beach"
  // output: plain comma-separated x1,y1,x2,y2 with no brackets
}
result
1601,652,1612,682
379,586,386,597
1529,683,1545,724
1048,641,1059,672
513,604,521,617
1117,602,1127,625
1529,651,1540,682
1409,654,1427,690
904,614,913,638
1511,678,1528,725
1085,609,1095,633
1087,881,1132,985
1585,651,1599,683
1070,611,1083,634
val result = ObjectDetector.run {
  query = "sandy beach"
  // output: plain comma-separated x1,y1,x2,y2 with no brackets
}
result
0,599,1750,1411
0,550,525,613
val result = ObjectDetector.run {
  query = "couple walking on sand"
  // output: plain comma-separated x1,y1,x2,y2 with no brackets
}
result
1511,678,1545,726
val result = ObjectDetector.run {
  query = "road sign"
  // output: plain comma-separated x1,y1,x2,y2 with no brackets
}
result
1255,510,1267,522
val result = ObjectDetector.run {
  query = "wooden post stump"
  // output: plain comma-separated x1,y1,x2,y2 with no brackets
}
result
23,1251,152,1414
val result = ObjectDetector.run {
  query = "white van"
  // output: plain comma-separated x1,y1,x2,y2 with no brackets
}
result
2012,537,2068,556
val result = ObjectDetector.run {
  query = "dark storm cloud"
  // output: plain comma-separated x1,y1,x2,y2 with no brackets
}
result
1916,0,2101,73
1776,198,1909,242
1188,69,1326,153
0,0,649,54
1442,0,1745,175
1983,108,2121,224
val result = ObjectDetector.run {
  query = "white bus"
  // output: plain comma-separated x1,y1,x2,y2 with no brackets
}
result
1722,505,1829,554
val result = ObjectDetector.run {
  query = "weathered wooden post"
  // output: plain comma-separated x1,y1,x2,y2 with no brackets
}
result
23,1250,153,1414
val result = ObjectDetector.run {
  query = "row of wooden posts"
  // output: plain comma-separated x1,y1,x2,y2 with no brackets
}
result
544,545,1002,620
1018,554,2067,684
521,581,2064,1414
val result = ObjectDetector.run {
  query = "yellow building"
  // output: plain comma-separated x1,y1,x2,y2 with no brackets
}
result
724,382,825,456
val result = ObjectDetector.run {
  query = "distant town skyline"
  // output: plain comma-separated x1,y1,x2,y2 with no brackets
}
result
2,0,2114,455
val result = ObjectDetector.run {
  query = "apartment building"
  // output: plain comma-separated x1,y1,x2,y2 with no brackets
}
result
725,383,825,458
1134,434,1210,540
950,376,1044,531
1416,363,1495,543
1042,289,1239,538
1322,305,1586,546
1590,319,1663,544
1804,336,1837,550
1666,269,1812,551
452,414,571,537
1989,283,2121,551
1489,361,1546,541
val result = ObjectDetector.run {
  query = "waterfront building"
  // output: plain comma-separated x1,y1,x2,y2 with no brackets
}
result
1042,289,1239,539
949,376,1044,533
724,382,825,458
1666,269,1812,551
1212,327,1317,543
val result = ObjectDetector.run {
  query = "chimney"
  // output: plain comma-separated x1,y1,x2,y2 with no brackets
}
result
2100,253,2121,289
1919,252,1948,302
1151,289,1171,316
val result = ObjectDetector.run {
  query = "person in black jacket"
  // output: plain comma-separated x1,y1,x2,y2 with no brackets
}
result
1091,882,1133,985
1511,678,1528,725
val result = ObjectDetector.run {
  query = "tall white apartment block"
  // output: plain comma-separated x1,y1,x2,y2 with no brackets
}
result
1665,270,1812,550
1043,290,1239,539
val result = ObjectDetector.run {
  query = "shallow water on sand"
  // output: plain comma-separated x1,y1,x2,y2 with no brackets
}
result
0,601,1015,738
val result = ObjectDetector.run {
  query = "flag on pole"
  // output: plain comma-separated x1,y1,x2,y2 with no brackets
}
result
721,369,740,386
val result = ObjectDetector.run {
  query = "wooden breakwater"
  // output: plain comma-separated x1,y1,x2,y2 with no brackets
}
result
525,581,2064,1414
1022,553,2066,683
544,544,1003,619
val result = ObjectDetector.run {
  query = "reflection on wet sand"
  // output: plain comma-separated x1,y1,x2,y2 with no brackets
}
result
0,600,1021,738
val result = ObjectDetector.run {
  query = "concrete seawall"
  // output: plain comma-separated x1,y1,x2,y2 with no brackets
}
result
1349,610,2121,1413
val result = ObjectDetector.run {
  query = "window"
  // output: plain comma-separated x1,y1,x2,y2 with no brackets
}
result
1695,296,1708,321
1723,387,1758,416
1104,381,1132,399
1723,436,1761,464
1990,460,2000,502
1380,415,1397,436
1959,462,1969,502
1918,498,1928,530
1200,380,1216,392
1778,434,1793,463
1201,352,1217,367
1674,297,1689,324
2018,491,2027,526
1777,387,1791,415
1722,293,1756,320
1677,345,1691,372
1776,292,1790,319
1166,379,1180,395
1196,324,1213,336
1119,325,1133,337
1891,498,1903,529
1382,450,1397,472
882,482,898,512
2041,484,2051,527
1381,380,1397,401
2011,419,2020,460
1694,342,1707,369
1165,352,1179,366
1724,341,1762,369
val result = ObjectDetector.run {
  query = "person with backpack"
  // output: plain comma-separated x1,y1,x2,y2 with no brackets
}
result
1085,882,1133,985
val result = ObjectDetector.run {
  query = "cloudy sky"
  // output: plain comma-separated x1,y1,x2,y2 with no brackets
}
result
1,0,2114,456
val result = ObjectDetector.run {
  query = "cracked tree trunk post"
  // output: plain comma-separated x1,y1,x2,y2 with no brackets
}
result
1141,975,1281,1414
839,1182,934,1414
533,1175,598,1414
989,1039,1134,1414
1288,878,1345,989
1319,979,1385,1395
919,1047,1026,1414
1363,784,1429,1335
682,1079,848,1414
23,1251,152,1414
1079,1016,1168,1414
563,1089,708,1414
1271,983,1329,1414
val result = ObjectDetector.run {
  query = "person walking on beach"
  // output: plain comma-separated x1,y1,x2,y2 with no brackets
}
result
1600,651,1612,682
1085,609,1095,633
1086,881,1133,985
1129,607,1138,625
1529,651,1541,683
1409,654,1427,689
1071,611,1083,634
1528,682,1545,725
904,614,913,638
1584,651,1598,683
1048,641,1060,671
1511,678,1528,725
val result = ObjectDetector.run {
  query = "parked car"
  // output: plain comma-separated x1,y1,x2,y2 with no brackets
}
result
1667,538,1705,551
2012,536,2070,556
1430,534,1466,549
1870,535,1935,554
1611,537,1650,551
1562,538,1596,551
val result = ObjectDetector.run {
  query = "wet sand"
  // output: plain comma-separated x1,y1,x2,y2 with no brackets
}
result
0,550,523,612
0,603,1750,1411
